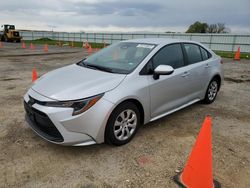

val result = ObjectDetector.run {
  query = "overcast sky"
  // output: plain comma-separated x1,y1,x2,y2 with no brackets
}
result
1,0,250,33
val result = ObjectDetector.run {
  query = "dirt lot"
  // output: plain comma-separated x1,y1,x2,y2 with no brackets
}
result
0,42,249,188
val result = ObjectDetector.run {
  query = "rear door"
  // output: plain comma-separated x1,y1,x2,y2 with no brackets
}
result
182,43,212,99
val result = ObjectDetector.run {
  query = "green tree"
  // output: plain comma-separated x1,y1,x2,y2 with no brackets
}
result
186,21,208,33
186,21,229,33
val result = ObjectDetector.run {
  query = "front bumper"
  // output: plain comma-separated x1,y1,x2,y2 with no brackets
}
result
23,89,114,146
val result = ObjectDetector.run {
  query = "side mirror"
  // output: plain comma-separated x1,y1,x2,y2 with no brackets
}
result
153,65,174,80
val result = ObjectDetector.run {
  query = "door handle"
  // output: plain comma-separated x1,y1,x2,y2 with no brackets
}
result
181,71,190,77
205,63,211,68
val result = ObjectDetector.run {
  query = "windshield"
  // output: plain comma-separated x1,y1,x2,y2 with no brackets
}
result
80,42,156,74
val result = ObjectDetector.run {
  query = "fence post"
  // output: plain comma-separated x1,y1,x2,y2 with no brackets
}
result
232,35,237,52
111,33,113,43
190,34,192,40
209,34,213,48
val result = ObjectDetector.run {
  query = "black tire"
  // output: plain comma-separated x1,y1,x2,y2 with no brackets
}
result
203,78,219,104
105,102,140,146
16,39,21,43
4,35,8,42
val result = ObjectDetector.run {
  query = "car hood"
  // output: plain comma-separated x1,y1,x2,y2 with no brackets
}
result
32,64,126,101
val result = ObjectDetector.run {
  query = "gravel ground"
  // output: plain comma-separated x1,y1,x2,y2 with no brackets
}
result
0,42,249,188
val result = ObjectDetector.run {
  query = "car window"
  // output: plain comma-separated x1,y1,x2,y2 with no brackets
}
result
152,44,184,69
184,43,202,64
200,47,211,61
81,42,155,74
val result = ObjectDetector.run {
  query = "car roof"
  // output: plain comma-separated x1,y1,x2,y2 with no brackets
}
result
122,38,196,45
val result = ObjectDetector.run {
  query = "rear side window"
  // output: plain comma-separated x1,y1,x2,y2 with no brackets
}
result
200,47,211,61
184,43,202,64
153,44,184,69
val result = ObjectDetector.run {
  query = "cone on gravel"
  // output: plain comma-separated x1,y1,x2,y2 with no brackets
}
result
88,45,92,54
32,68,38,82
21,42,26,49
234,47,240,61
44,43,48,52
174,115,221,188
30,43,35,50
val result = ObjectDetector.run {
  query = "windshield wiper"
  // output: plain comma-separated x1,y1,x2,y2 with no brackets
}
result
77,60,118,73
77,59,87,67
85,64,114,73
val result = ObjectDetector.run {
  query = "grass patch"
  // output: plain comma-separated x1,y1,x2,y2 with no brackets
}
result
214,51,250,59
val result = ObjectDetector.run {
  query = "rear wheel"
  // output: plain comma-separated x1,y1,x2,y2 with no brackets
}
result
4,35,8,42
203,79,219,104
105,102,140,146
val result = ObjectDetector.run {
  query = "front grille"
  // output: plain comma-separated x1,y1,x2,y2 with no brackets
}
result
24,100,64,142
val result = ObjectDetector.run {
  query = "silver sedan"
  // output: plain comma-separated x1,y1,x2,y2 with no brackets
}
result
23,38,223,146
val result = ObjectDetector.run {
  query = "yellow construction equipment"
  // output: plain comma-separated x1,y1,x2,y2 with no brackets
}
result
0,24,22,43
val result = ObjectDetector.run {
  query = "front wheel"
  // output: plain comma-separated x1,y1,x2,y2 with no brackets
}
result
203,79,219,104
105,102,140,146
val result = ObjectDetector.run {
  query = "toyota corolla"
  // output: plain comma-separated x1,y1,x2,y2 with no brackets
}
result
23,38,223,146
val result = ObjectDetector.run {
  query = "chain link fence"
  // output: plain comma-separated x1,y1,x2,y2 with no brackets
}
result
19,31,250,53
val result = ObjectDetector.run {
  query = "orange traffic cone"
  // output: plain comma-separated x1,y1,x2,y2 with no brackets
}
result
32,68,38,82
44,44,48,52
174,115,220,188
234,47,240,61
21,42,26,49
30,43,35,50
88,45,92,54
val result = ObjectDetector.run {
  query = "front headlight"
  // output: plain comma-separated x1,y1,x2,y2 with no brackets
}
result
44,93,103,116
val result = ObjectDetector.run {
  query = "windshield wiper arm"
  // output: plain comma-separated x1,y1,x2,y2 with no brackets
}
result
77,60,115,73
85,64,114,73
77,59,87,67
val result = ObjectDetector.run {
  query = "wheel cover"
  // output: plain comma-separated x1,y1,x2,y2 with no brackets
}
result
113,109,137,141
208,81,218,101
